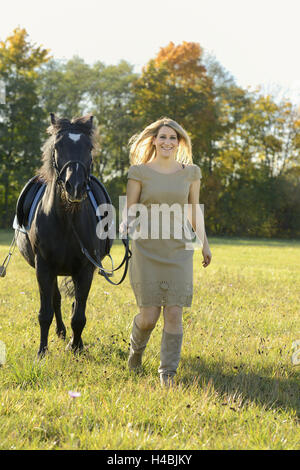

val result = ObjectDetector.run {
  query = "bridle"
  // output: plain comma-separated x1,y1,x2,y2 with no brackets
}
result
52,139,92,198
51,132,131,285
53,158,91,187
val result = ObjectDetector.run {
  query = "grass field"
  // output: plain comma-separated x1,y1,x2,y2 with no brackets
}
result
0,229,299,450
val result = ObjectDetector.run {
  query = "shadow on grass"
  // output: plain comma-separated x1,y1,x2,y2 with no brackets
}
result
13,333,299,419
74,336,130,365
180,355,300,417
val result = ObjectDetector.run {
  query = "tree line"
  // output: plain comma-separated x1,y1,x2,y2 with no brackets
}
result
0,28,299,237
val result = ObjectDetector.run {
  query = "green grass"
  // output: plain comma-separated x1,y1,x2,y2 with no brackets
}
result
0,229,299,450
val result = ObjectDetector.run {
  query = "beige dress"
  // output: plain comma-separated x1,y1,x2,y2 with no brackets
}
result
127,163,202,307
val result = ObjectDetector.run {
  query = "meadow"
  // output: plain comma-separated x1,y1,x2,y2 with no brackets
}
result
0,229,299,450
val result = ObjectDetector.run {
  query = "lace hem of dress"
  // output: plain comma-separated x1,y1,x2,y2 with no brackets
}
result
130,280,193,307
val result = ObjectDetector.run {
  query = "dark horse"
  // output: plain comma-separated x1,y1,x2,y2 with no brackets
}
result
16,114,112,357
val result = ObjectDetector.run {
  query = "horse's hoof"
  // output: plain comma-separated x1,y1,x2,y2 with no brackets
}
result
37,347,48,359
66,340,83,355
56,327,66,340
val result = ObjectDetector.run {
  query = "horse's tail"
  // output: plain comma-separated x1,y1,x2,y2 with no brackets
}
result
60,277,75,298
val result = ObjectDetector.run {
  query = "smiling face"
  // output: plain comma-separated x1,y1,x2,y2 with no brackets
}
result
153,126,179,160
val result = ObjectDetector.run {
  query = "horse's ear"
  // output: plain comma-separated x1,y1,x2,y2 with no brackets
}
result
50,113,56,125
85,114,93,128
82,114,94,132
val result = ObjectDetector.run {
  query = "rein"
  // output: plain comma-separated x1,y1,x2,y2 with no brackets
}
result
71,220,131,286
52,152,91,190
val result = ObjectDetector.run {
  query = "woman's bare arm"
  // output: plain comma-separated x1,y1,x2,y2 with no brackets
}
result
188,179,212,267
119,179,142,236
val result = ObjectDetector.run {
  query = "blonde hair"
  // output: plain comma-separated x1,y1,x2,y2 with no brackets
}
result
128,117,193,165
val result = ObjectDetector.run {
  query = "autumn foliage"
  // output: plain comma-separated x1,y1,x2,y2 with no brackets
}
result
153,41,207,86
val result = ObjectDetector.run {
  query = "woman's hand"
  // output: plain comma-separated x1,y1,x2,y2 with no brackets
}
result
119,220,128,238
202,244,212,268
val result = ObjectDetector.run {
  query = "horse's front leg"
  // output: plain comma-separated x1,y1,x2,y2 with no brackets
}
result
69,266,94,353
36,256,56,357
53,278,66,340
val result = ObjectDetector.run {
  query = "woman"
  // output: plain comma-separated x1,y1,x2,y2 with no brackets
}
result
121,117,212,386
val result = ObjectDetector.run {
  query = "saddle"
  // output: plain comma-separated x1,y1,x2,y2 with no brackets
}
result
13,175,113,257
14,176,46,233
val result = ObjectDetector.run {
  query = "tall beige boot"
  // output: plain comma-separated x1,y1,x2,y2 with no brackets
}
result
128,316,154,370
158,330,183,387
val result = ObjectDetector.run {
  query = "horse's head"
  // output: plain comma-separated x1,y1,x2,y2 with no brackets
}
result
50,113,94,204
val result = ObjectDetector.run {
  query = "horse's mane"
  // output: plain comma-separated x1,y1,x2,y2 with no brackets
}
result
37,114,94,183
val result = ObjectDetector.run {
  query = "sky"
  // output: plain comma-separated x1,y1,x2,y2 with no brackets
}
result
1,0,299,104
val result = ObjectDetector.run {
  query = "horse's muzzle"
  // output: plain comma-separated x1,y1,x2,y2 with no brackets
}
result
64,177,88,204
65,189,88,204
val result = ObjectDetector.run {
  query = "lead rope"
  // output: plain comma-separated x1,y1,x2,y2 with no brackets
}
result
0,231,19,278
70,221,131,286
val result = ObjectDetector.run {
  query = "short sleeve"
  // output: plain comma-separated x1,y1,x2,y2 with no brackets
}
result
192,164,202,181
127,165,142,182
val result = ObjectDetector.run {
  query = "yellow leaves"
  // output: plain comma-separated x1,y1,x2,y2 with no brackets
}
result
294,119,300,129
152,41,207,87
155,41,203,67
0,27,51,74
